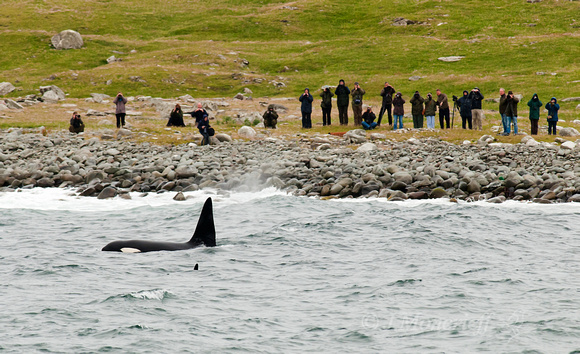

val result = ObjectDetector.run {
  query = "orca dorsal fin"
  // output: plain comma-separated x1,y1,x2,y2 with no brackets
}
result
189,197,216,247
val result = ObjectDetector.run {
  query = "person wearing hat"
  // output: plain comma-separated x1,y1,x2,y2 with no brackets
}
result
424,93,437,129
504,90,519,135
320,86,334,126
545,97,560,135
468,87,484,130
379,82,396,127
263,104,279,129
334,79,350,125
361,106,378,130
299,88,314,128
410,91,425,128
527,93,542,135
351,82,365,126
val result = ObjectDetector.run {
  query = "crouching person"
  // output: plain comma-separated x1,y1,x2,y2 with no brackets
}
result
263,105,278,128
69,112,84,133
361,107,377,130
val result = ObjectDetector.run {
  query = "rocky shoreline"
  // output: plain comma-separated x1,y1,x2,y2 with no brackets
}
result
1,128,580,204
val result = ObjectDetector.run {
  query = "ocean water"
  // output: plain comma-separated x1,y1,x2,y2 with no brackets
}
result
0,189,579,353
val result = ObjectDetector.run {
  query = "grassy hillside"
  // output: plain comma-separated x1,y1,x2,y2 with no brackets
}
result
1,0,579,112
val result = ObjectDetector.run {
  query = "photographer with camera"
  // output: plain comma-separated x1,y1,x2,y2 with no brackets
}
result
334,79,350,125
113,92,128,129
299,88,314,129
392,92,405,130
527,93,542,135
379,82,395,127
410,91,425,129
320,87,334,126
361,106,377,130
424,93,437,129
504,90,519,135
468,87,484,130
263,104,279,129
545,97,560,135
68,111,84,134
351,82,365,126
436,89,450,129
457,90,473,129
499,88,508,135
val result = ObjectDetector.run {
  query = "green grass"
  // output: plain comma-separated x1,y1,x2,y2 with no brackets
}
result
0,0,579,117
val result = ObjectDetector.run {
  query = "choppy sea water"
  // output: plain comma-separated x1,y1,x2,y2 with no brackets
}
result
0,188,579,353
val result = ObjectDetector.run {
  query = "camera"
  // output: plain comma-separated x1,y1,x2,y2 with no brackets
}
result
452,95,458,102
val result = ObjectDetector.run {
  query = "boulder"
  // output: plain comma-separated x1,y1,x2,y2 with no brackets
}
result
51,30,83,50
39,85,65,100
393,172,413,185
344,129,367,144
568,194,580,202
107,55,121,64
370,133,386,140
429,187,448,198
173,192,186,201
90,93,110,103
0,82,16,96
559,128,580,137
408,75,422,81
215,133,232,142
238,126,257,139
5,99,23,109
561,141,576,150
357,143,378,152
41,90,60,103
97,186,117,199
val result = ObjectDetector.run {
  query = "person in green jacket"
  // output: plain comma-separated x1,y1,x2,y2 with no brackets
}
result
320,87,334,126
527,93,542,135
410,91,425,128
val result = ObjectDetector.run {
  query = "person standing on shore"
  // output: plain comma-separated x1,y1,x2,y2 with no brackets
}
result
334,80,350,125
436,89,450,129
351,82,365,126
392,92,405,130
299,88,313,129
457,90,472,129
320,87,334,126
113,92,128,129
424,93,437,129
189,103,211,144
410,91,425,129
504,91,519,135
546,97,560,135
468,87,484,130
499,88,508,135
378,82,395,127
263,105,279,129
527,93,542,135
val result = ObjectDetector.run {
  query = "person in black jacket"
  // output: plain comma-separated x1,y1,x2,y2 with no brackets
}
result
167,104,185,127
468,87,484,130
320,87,334,126
299,88,314,128
69,112,84,133
334,80,350,125
457,90,473,129
188,103,211,145
504,91,519,135
361,107,378,130
378,82,395,127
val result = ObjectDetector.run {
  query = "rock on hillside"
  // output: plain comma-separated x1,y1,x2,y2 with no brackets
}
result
0,82,16,96
51,30,83,50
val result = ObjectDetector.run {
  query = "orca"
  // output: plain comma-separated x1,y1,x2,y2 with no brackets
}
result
102,197,216,253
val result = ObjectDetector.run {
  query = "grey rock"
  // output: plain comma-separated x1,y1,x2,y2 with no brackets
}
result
97,186,117,199
238,126,257,139
568,194,580,202
42,90,60,103
5,99,23,109
560,97,580,102
429,187,448,198
215,133,232,142
173,191,186,201
487,196,506,203
408,75,422,81
438,56,464,62
559,128,580,137
51,30,83,50
393,172,413,184
357,143,378,152
0,82,16,96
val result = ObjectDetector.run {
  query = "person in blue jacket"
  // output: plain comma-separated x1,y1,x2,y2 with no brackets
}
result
545,97,560,135
299,88,314,128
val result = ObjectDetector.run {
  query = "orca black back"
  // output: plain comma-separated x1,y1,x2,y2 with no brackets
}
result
102,197,216,253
